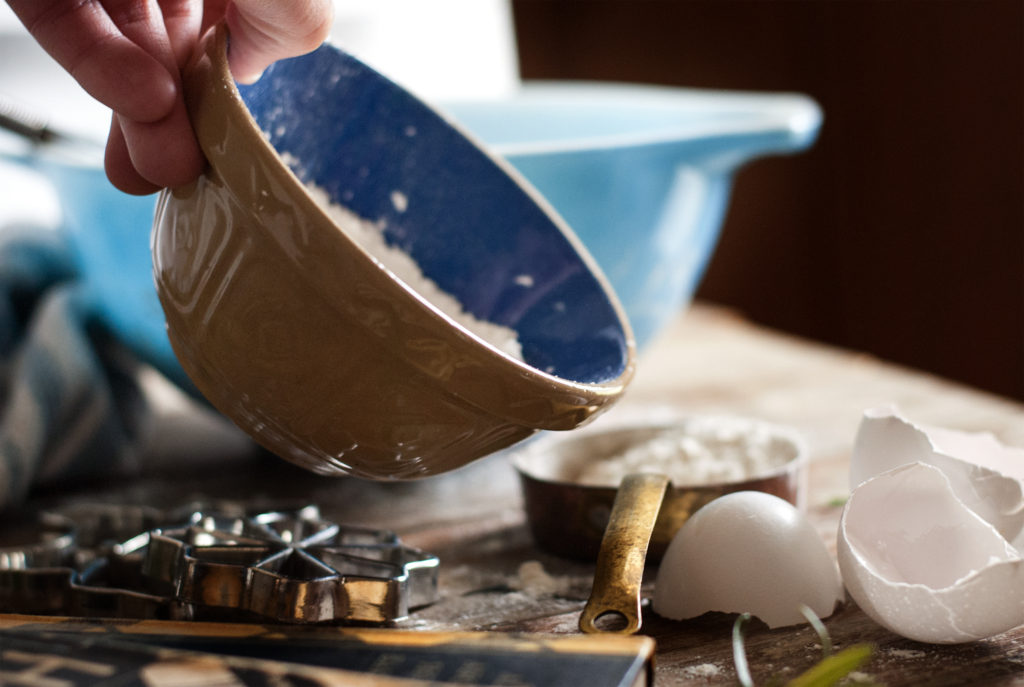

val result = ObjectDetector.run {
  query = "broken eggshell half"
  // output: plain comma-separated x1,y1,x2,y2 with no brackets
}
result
850,406,1024,547
838,407,1024,643
653,490,843,628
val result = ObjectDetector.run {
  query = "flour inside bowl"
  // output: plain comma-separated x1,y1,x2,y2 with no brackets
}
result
576,416,797,487
301,182,524,360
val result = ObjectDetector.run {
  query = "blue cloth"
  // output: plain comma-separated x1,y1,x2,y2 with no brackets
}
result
0,226,147,508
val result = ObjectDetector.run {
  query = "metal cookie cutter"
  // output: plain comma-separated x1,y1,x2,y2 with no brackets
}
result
0,504,178,619
145,508,438,624
0,503,438,625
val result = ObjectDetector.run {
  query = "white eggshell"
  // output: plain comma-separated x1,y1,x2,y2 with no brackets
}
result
653,491,843,628
838,461,1024,643
851,406,1024,545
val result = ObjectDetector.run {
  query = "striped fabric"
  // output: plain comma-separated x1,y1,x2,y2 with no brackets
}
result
0,226,147,508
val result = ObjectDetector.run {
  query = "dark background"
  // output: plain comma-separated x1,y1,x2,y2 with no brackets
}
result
511,0,1024,401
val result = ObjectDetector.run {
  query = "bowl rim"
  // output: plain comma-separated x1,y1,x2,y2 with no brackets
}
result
510,406,809,489
173,23,636,430
442,81,823,158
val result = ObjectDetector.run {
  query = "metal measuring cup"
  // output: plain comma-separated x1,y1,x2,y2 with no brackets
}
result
511,411,806,634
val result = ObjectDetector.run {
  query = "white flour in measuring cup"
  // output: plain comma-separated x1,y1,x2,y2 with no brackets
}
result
300,181,524,361
576,416,797,486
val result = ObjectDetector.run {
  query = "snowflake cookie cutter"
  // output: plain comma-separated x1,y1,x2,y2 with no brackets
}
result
0,503,438,625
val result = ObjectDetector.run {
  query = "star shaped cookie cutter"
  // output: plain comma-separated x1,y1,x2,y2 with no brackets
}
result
0,503,438,625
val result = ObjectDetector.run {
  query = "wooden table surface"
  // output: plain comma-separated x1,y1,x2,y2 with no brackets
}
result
17,304,1024,686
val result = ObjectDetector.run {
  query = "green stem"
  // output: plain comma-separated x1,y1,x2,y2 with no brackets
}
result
732,613,755,687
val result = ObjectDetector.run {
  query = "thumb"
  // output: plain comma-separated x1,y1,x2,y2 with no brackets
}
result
224,0,334,84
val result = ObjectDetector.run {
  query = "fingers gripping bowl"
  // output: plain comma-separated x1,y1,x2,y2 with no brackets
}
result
152,26,635,480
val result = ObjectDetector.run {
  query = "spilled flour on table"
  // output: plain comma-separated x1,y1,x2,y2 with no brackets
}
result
681,663,722,679
509,561,571,598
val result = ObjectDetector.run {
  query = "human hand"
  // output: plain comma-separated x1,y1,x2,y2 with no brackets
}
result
6,0,333,195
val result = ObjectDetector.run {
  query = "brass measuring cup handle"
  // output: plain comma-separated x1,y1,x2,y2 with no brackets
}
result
579,473,670,634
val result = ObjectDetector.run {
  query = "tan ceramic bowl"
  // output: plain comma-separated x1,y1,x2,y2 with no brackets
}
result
151,26,635,480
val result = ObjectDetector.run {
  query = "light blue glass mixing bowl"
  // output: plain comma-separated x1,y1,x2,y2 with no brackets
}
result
446,83,821,346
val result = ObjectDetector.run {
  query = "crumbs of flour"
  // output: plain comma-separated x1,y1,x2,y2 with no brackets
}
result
299,179,523,360
681,663,722,679
509,561,570,597
576,416,796,487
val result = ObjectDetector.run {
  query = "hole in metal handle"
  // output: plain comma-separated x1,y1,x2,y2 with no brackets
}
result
579,606,639,635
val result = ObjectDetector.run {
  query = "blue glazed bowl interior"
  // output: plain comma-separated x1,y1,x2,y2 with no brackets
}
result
235,45,631,385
